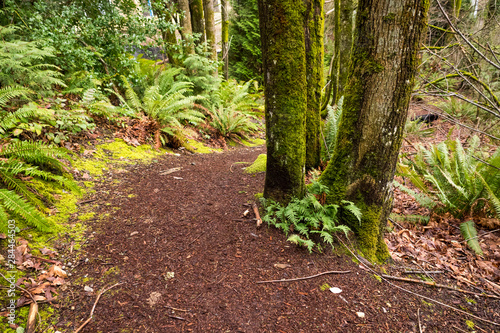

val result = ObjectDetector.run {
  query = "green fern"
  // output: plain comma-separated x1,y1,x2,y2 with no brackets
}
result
396,136,500,220
460,221,483,255
262,181,356,252
322,96,343,161
209,105,259,139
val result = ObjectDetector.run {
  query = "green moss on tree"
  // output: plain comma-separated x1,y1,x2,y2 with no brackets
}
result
245,154,267,173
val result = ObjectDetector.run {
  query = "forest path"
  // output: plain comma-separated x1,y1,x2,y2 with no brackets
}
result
59,145,498,333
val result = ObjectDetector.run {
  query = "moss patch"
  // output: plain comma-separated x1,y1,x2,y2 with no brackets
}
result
245,154,267,174
187,139,223,153
78,212,96,221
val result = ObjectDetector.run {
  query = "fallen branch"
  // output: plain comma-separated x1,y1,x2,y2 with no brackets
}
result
26,302,38,333
74,283,123,333
381,274,499,299
77,198,98,206
256,270,351,284
403,270,444,275
252,203,262,227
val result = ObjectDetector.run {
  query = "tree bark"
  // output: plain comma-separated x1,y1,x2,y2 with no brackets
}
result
330,0,340,105
258,0,307,203
337,0,355,100
319,0,429,262
178,0,194,54
203,0,217,60
305,0,325,170
190,0,206,45
221,0,229,80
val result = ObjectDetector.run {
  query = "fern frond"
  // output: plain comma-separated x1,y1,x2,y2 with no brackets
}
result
460,220,483,255
0,189,52,232
0,85,33,106
287,234,315,253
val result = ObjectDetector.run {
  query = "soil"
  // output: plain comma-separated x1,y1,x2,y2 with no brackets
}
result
53,143,500,333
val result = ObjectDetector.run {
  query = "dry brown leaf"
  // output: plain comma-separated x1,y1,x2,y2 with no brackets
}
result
48,265,68,278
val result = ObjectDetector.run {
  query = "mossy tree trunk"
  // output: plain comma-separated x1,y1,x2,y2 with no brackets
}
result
305,0,325,170
190,0,206,45
203,0,217,61
319,0,429,262
258,0,307,203
330,0,341,105
337,0,355,100
221,0,229,80
178,0,194,54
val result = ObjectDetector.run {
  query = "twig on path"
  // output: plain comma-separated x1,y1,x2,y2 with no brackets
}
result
74,282,123,333
256,270,351,284
77,198,98,206
403,270,444,275
381,274,499,299
252,203,262,227
168,315,186,321
165,305,189,312
26,302,38,333
334,235,500,327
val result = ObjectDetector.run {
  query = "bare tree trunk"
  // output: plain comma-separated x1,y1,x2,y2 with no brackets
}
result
221,0,229,80
258,0,307,203
337,0,355,100
305,0,325,170
178,0,194,54
190,0,206,45
203,0,217,60
319,0,429,262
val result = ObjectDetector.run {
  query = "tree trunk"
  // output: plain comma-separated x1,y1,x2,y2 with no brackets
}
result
258,0,307,203
203,0,217,60
337,0,355,100
178,0,194,54
319,0,429,262
330,0,340,105
190,0,206,45
221,0,229,80
305,0,325,170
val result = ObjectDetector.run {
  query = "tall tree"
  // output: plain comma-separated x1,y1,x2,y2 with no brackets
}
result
305,0,325,170
221,0,229,80
190,0,206,45
337,0,355,100
178,0,194,54
319,0,429,262
258,0,307,203
203,0,217,60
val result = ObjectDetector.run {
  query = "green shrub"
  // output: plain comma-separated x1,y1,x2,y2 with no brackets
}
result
262,181,357,253
209,105,259,139
395,135,500,220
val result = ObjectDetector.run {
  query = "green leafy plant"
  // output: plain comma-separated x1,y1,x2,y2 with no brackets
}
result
395,135,500,220
178,53,220,98
121,70,204,145
322,96,343,161
460,220,483,255
209,105,259,139
0,25,65,96
262,181,357,252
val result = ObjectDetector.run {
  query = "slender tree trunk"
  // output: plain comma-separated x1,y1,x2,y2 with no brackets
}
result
190,0,206,45
337,0,354,100
178,0,194,54
203,0,217,60
330,0,340,105
258,0,307,203
319,0,429,262
305,0,325,170
221,0,229,80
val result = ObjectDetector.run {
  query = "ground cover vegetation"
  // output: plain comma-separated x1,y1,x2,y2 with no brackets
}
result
0,0,499,331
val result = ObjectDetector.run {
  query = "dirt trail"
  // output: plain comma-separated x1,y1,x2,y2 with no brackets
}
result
58,146,499,333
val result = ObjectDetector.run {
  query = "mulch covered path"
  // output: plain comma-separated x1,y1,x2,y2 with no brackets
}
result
58,145,499,332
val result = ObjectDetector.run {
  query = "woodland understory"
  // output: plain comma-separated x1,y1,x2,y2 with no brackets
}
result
0,0,499,332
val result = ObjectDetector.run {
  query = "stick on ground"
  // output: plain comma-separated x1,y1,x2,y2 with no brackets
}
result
256,270,351,284
252,203,262,227
74,283,123,333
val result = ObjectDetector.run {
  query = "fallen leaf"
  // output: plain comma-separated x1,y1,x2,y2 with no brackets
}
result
48,265,68,278
274,263,291,269
147,292,162,307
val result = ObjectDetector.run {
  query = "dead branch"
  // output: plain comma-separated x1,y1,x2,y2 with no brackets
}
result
252,203,262,227
403,270,444,275
381,275,499,299
417,308,422,333
74,282,123,333
76,198,98,206
256,270,351,284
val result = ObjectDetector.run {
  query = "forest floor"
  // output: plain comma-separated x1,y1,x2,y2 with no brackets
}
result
3,105,500,332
